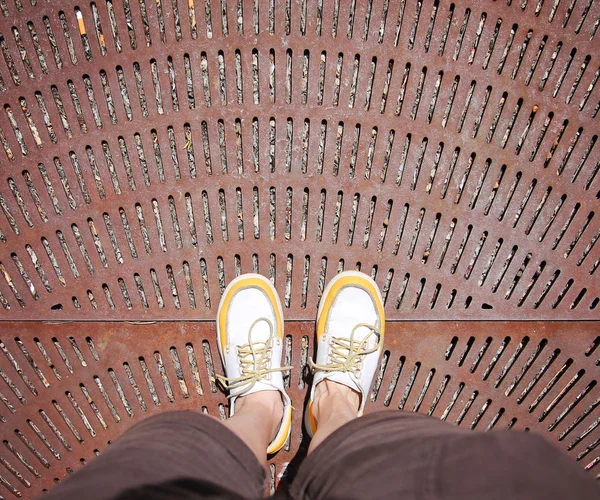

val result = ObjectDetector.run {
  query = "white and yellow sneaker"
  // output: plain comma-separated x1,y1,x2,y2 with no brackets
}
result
216,273,292,454
305,271,385,437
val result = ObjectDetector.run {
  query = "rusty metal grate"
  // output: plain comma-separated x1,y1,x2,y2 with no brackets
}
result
0,321,598,497
0,0,598,497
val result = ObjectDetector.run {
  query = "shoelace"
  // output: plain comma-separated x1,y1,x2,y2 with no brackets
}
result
216,317,292,397
308,323,382,377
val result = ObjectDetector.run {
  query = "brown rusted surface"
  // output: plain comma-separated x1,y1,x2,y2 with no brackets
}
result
0,0,598,497
0,321,597,497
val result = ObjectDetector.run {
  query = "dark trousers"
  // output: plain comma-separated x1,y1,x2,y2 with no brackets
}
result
43,410,598,499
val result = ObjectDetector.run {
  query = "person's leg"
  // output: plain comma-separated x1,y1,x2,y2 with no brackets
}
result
307,379,358,453
46,272,294,500
223,391,283,462
216,273,293,456
293,400,599,500
298,271,597,499
44,409,269,500
303,271,386,442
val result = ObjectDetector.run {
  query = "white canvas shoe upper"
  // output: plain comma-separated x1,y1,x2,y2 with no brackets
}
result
306,271,385,437
216,273,292,454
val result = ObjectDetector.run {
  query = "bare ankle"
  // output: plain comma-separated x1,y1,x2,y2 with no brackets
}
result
312,380,360,424
235,391,284,440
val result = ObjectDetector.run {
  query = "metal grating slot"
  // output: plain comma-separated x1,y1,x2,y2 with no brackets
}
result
0,0,598,496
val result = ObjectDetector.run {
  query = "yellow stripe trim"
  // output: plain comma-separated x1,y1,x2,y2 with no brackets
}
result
316,275,386,339
308,401,317,434
267,406,292,454
218,277,283,349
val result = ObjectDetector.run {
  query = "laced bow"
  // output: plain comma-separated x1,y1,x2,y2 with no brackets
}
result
217,317,291,397
308,323,382,377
